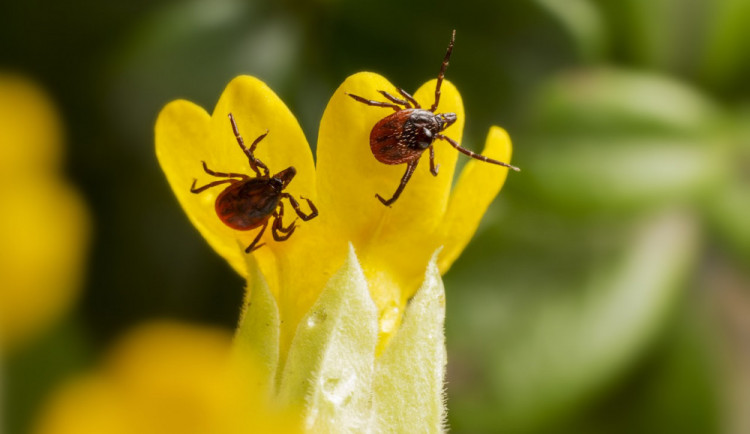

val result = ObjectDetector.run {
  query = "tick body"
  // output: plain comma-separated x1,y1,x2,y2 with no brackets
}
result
190,114,318,253
369,109,454,165
347,30,519,207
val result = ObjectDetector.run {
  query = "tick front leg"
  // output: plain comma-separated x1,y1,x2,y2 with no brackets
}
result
429,30,456,113
282,193,318,221
245,220,269,253
190,178,237,194
429,145,440,176
228,113,270,177
377,160,418,207
346,93,402,112
247,130,270,177
436,134,520,171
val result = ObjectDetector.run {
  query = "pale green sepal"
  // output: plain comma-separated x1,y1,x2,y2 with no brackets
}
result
277,244,379,432
233,251,280,394
372,249,447,433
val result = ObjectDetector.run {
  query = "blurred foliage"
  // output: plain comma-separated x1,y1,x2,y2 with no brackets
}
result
2,0,749,433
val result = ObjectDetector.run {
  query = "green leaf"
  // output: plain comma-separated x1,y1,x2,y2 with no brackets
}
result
520,68,724,212
524,136,723,211
233,252,280,393
277,244,379,431
529,68,721,136
595,0,710,72
708,166,750,265
372,250,447,432
705,108,750,266
534,0,606,61
448,210,699,432
700,0,750,90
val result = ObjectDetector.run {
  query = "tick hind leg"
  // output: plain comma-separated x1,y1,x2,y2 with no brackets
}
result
271,211,296,242
191,161,246,193
282,193,318,221
346,92,402,112
377,160,418,207
200,161,249,179
190,178,238,194
245,220,269,253
228,113,270,177
436,134,520,171
274,202,297,234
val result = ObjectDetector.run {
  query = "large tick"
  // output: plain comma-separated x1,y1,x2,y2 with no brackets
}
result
190,113,318,253
347,30,520,206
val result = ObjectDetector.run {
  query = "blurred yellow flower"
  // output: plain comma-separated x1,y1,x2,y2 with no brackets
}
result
156,73,513,353
33,321,300,434
0,75,90,350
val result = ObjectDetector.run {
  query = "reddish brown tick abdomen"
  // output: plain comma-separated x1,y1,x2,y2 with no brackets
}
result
370,109,426,165
215,178,281,231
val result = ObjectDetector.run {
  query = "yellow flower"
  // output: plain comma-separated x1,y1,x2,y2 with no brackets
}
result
0,75,90,350
33,322,301,434
156,73,512,354
156,71,513,431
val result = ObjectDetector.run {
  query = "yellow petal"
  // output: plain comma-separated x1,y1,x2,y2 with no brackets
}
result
0,74,63,173
0,76,89,350
437,126,514,273
316,72,465,340
317,73,464,248
155,76,316,278
0,181,89,350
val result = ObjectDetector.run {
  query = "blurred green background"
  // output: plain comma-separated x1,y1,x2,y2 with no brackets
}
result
3,0,750,433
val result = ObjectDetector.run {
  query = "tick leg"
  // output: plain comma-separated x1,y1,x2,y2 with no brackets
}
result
397,88,420,109
429,145,440,176
247,130,270,177
377,160,418,207
275,218,297,234
201,161,249,179
245,220,269,253
436,134,520,171
379,90,411,108
190,178,237,194
271,212,296,242
282,193,319,221
430,30,456,113
273,202,297,234
228,113,270,177
346,93,402,112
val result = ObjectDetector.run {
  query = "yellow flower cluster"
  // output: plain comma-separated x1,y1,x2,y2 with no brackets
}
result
156,72,513,355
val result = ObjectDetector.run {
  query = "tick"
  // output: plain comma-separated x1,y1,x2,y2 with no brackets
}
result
347,30,520,206
190,113,318,253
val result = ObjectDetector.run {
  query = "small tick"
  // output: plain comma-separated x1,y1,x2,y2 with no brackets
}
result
347,30,520,206
190,113,318,253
